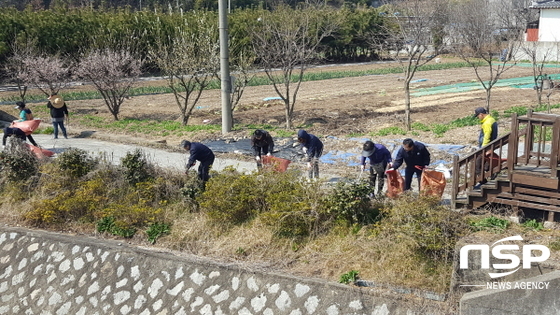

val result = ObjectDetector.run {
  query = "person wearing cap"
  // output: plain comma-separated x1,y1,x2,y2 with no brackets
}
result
15,101,33,122
297,129,323,179
47,95,69,139
251,129,274,169
388,138,431,192
360,140,392,197
473,107,498,148
181,140,215,185
13,102,39,146
473,107,498,189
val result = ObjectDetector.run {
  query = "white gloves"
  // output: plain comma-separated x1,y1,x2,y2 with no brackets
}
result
266,153,271,156
307,162,312,168
302,147,308,154
255,156,261,161
361,165,366,171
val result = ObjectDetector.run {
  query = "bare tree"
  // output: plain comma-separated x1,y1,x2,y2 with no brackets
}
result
448,0,523,112
520,41,555,106
229,49,256,123
74,48,143,121
373,0,448,131
149,16,219,126
251,5,338,129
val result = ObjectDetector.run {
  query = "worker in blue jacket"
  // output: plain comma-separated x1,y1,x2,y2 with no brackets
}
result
297,129,323,179
389,138,431,192
181,140,215,184
361,140,392,197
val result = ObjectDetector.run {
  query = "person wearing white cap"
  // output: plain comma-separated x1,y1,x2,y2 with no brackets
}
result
360,140,392,197
15,101,33,122
47,94,69,139
13,102,38,146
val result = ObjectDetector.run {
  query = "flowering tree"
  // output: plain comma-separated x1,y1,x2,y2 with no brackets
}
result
3,40,36,102
17,53,70,98
75,48,143,121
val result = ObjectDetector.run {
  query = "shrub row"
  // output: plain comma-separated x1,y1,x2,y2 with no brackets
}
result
0,6,387,66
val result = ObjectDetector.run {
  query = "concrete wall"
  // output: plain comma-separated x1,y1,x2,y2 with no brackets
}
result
0,225,443,315
460,271,560,315
539,9,560,42
515,41,560,62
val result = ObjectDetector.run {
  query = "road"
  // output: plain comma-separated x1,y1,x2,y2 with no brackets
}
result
24,134,257,174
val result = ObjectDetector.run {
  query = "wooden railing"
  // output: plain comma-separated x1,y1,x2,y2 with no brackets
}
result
451,133,509,203
508,111,560,174
451,111,560,207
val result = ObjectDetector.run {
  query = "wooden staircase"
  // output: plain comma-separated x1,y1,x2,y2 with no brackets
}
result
452,111,560,222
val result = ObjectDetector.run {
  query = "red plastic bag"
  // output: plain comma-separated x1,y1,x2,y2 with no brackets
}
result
10,119,41,135
262,156,291,172
26,144,55,158
485,153,506,171
420,169,446,198
385,169,404,198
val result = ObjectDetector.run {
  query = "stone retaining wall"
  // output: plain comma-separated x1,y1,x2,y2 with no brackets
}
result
0,225,443,315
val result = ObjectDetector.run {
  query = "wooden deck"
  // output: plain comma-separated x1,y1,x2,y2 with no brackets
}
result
452,111,560,222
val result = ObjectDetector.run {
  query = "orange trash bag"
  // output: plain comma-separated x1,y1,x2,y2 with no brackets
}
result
26,144,55,159
262,156,291,172
385,169,404,198
10,119,41,135
420,169,446,198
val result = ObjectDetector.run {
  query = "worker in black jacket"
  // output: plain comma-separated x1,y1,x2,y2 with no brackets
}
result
251,129,274,169
181,140,215,184
389,138,431,191
3,126,39,147
297,129,323,179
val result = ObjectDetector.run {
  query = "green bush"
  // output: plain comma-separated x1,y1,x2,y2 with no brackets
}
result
25,177,109,225
200,169,324,238
373,126,406,136
339,270,359,284
57,148,97,178
146,222,171,244
469,216,510,231
375,195,469,263
97,216,137,238
199,170,262,225
258,171,324,238
121,149,154,185
449,115,479,128
522,219,544,231
431,124,449,137
0,140,39,182
503,106,528,118
411,122,431,132
323,180,379,226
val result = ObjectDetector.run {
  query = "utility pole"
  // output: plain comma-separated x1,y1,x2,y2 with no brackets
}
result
219,0,232,134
